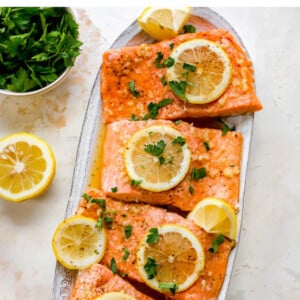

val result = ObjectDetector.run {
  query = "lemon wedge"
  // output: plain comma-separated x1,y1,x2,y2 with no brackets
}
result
167,39,232,104
52,215,107,270
124,125,191,192
137,224,204,293
0,132,56,202
138,7,191,40
95,292,136,300
187,197,238,240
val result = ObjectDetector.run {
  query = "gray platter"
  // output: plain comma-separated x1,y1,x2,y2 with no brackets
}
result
52,7,254,300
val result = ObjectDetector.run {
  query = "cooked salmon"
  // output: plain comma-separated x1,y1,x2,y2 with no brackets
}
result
75,189,233,300
101,29,262,124
101,119,242,211
70,263,154,300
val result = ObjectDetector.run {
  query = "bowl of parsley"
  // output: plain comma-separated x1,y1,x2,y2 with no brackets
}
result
0,7,82,96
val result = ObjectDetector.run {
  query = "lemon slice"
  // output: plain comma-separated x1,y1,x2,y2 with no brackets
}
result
52,215,107,270
167,39,232,104
95,292,136,300
124,125,191,192
137,224,204,293
187,197,238,240
0,132,56,202
138,7,191,41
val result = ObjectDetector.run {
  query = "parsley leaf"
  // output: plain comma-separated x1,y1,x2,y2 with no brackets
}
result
161,75,167,86
130,114,139,121
146,228,159,244
159,282,178,295
91,198,106,210
82,193,92,202
144,257,158,279
144,140,166,156
174,120,182,125
124,225,132,239
189,185,195,195
190,167,207,181
183,63,196,72
183,24,196,33
217,118,236,136
111,186,118,193
110,257,117,274
154,51,175,68
203,141,210,151
169,80,188,101
128,80,140,97
121,247,130,261
172,136,186,146
209,234,225,253
131,179,142,186
143,98,173,120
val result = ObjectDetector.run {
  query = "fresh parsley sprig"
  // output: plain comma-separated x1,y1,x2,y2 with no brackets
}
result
0,7,82,92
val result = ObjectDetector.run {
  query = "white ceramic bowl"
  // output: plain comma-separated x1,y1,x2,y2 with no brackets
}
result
0,8,78,97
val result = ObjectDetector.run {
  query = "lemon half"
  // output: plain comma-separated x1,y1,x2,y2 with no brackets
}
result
0,132,56,202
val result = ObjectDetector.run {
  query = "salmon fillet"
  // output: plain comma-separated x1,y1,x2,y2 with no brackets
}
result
70,263,153,300
101,29,262,124
75,189,233,300
101,119,242,211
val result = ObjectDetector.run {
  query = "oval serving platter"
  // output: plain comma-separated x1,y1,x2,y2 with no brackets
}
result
52,7,254,300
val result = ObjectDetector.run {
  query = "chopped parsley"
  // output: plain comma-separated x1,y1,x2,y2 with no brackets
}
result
217,118,236,136
94,249,99,255
130,114,139,121
172,136,186,146
131,179,142,186
96,218,103,229
183,24,196,33
143,98,173,120
82,193,92,202
111,186,118,193
144,140,166,157
82,194,106,210
188,185,195,195
190,167,207,181
124,225,132,239
110,257,117,274
154,51,175,68
91,198,106,210
146,228,159,244
121,247,130,261
203,141,210,151
128,80,140,97
169,43,175,50
169,80,188,101
102,210,116,229
159,282,178,295
161,75,168,86
159,156,165,165
144,257,158,279
209,234,225,253
173,120,182,125
183,63,196,72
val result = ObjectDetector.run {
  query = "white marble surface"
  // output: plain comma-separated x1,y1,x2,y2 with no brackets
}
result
0,7,299,300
